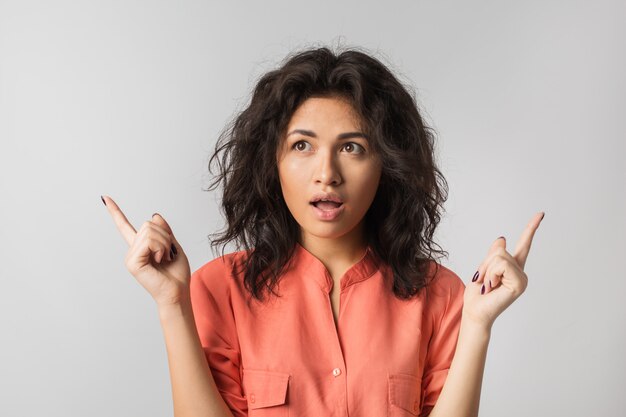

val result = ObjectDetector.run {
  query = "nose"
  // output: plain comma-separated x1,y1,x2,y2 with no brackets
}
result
313,148,342,186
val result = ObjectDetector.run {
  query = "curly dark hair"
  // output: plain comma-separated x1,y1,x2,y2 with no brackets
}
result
205,45,449,302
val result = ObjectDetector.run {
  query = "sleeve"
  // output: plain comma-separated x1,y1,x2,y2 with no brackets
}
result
189,258,248,417
419,268,465,417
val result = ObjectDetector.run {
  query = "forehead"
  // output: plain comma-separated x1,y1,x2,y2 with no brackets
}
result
286,96,363,129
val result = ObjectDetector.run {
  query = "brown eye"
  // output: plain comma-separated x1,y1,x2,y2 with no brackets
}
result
292,140,311,152
342,142,365,154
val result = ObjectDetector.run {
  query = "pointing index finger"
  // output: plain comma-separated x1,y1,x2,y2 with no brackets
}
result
102,195,137,246
513,211,544,270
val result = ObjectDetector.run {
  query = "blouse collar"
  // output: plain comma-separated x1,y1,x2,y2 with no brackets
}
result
292,241,381,293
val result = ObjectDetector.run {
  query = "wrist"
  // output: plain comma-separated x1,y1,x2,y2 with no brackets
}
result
157,296,193,321
460,310,493,337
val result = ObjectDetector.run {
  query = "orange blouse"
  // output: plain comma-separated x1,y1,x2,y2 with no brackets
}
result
190,242,465,417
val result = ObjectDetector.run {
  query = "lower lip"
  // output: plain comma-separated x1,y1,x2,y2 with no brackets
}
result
310,203,345,221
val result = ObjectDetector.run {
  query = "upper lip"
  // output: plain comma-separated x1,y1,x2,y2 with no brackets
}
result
309,192,344,204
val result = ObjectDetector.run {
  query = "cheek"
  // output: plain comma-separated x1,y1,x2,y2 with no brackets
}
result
354,166,381,196
278,160,307,202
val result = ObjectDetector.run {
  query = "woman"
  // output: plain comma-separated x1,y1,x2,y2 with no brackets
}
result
102,46,544,417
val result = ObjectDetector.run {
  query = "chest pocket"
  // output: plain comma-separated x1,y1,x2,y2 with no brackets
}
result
242,369,290,417
388,373,422,416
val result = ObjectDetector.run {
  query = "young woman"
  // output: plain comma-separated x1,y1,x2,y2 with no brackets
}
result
102,46,544,417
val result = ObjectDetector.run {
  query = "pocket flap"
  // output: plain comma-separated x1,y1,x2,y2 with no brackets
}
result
242,369,290,409
389,373,421,415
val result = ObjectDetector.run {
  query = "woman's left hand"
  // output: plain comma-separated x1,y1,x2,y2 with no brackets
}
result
462,212,545,329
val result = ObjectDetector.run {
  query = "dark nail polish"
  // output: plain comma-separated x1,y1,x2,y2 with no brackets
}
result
489,280,492,288
498,235,506,241
101,195,106,206
171,243,177,256
169,248,174,259
472,270,479,282
152,212,159,218
541,212,545,221
481,284,485,295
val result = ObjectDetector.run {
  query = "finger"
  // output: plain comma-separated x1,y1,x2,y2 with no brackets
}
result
483,255,527,297
482,255,507,295
489,235,507,255
151,213,174,235
513,212,545,270
472,236,506,285
102,195,137,246
145,216,172,245
142,220,175,263
143,234,170,265
151,213,177,261
127,223,173,267
482,250,519,294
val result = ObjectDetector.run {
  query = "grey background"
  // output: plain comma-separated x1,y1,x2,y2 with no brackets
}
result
1,0,624,416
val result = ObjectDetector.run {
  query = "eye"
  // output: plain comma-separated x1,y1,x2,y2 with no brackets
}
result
292,140,312,152
342,142,365,154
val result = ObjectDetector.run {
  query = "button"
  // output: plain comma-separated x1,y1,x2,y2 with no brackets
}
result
332,368,341,377
250,394,255,403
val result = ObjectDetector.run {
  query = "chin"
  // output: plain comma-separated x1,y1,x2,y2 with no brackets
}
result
305,221,360,240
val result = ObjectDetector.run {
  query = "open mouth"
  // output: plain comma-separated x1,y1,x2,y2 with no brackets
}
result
310,201,343,211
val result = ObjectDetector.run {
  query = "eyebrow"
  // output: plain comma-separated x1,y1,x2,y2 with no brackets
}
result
286,129,368,140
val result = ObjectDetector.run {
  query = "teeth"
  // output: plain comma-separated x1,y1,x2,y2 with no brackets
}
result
312,197,341,203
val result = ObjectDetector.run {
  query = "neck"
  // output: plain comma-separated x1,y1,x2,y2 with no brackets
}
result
298,223,368,268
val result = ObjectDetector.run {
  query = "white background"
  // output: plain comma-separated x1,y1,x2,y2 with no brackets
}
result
1,0,624,416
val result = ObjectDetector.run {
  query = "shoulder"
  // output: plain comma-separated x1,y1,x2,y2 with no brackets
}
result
423,262,466,314
428,262,465,295
190,248,250,298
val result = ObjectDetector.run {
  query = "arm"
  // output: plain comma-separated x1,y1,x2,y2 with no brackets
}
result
428,214,542,417
101,197,244,416
425,315,491,417
101,198,238,417
159,297,236,417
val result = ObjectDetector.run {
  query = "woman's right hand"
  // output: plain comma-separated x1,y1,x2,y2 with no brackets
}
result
102,195,192,307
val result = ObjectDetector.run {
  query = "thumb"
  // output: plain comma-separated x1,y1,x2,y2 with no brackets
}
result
151,212,184,259
151,212,174,235
488,235,506,255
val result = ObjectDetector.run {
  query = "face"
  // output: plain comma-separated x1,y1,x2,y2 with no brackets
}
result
276,96,382,244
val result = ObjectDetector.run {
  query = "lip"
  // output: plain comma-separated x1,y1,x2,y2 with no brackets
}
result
309,191,344,204
310,202,345,221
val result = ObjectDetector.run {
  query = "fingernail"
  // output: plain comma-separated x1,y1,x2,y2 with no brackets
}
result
169,247,174,259
540,212,545,221
152,212,159,218
489,280,492,288
101,195,106,206
171,243,177,256
481,284,485,295
472,270,479,282
498,235,506,241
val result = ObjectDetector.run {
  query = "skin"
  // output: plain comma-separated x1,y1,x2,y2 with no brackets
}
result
275,95,383,283
103,96,545,416
427,213,544,417
102,197,234,416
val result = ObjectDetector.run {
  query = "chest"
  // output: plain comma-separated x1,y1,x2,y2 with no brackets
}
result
240,275,431,366
330,287,340,325
235,278,432,416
